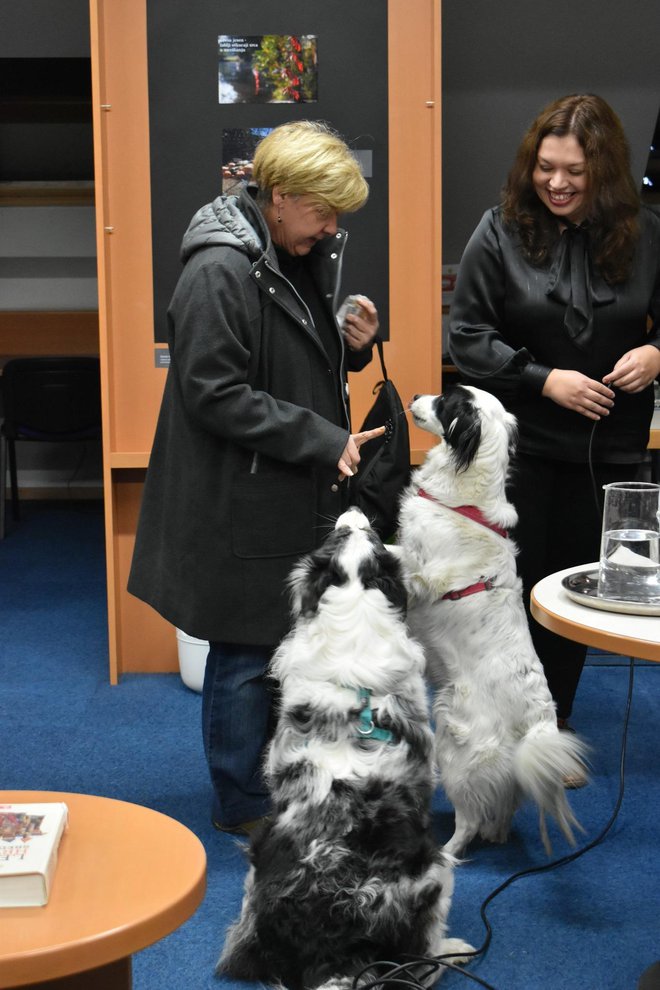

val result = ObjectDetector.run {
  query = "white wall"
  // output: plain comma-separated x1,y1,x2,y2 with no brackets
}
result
0,206,98,310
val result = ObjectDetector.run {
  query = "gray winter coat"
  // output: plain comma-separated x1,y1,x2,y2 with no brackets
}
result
128,187,372,644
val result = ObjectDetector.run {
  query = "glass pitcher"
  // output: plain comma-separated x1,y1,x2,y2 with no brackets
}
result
598,481,660,602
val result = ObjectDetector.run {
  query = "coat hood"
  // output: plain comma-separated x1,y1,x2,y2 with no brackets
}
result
180,189,268,263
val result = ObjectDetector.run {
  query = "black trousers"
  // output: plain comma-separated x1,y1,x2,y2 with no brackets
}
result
508,453,640,719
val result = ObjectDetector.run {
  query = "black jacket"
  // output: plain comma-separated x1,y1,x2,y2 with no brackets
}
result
128,187,372,644
449,206,660,463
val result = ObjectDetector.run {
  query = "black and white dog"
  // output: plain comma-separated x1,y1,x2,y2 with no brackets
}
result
218,507,472,990
398,385,588,857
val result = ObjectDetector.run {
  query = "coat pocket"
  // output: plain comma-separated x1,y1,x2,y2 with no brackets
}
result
231,471,315,559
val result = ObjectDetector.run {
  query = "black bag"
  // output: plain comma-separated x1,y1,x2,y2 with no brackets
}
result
350,338,411,541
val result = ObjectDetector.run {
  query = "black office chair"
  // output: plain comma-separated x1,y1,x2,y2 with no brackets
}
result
0,356,102,538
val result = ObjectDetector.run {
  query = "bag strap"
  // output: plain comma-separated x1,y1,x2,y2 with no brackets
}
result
375,337,388,381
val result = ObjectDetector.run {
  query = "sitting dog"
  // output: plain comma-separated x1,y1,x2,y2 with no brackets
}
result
218,507,473,990
397,385,588,857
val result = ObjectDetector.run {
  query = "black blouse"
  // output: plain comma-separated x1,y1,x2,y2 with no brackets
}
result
448,206,660,464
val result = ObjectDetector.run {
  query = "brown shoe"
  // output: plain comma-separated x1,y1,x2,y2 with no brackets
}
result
556,719,588,788
562,766,588,789
212,815,270,837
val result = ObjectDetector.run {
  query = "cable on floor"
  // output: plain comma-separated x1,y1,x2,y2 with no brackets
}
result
352,655,635,990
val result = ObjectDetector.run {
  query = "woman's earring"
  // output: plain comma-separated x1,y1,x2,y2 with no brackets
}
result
276,212,282,224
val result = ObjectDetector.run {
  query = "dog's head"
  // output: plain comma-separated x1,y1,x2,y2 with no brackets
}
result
409,384,517,473
288,507,407,620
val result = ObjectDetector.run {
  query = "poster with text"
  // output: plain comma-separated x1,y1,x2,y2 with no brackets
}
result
218,35,318,104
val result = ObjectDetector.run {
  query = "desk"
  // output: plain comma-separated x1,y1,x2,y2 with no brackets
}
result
531,567,660,989
531,563,660,663
0,791,206,989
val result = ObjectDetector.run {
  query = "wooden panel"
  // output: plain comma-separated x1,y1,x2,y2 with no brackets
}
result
0,182,95,207
111,472,178,676
90,0,164,458
90,0,176,678
0,311,99,358
348,0,441,462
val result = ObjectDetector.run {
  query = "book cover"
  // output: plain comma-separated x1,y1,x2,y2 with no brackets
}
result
0,802,69,907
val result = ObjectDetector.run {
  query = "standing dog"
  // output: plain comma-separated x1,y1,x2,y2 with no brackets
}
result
398,385,588,857
218,507,472,990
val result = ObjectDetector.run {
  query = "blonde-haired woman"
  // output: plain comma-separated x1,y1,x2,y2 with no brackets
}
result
129,121,382,833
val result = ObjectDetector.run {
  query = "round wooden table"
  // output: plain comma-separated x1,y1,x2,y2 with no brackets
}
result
531,566,660,989
0,791,207,989
531,562,660,663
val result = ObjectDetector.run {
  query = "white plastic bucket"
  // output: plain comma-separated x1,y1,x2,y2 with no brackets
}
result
175,629,209,693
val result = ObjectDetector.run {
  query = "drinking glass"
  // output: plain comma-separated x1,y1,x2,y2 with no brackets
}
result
598,481,660,602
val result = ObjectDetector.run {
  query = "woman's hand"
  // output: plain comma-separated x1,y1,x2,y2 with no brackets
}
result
602,344,660,394
337,426,386,480
343,295,379,351
542,369,615,421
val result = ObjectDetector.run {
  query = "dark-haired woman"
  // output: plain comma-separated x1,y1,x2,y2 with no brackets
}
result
448,93,660,748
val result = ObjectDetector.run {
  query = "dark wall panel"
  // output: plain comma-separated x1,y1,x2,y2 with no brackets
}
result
147,0,389,343
442,0,660,263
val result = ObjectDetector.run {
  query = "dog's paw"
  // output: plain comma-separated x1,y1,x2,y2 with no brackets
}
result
438,938,475,966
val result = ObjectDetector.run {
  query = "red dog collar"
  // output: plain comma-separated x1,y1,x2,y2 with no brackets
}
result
417,488,509,539
442,578,495,601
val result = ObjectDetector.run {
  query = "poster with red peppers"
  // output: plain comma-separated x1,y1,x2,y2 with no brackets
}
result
218,35,318,104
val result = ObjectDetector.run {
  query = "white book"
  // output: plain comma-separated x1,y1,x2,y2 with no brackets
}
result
0,802,69,907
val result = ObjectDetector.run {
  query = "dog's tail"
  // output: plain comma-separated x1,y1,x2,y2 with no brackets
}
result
513,722,589,855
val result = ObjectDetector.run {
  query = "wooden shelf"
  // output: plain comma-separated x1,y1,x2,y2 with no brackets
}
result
0,181,95,206
0,311,99,360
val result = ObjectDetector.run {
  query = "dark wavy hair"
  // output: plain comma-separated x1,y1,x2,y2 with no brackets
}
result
501,93,640,283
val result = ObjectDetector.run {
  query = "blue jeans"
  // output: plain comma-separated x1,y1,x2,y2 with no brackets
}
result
202,641,274,828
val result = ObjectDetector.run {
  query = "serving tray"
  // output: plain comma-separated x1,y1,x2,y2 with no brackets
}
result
561,569,660,616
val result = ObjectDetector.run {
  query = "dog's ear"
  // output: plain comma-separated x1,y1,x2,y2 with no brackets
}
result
288,536,349,618
447,414,481,472
359,543,408,616
435,386,482,472
443,405,481,473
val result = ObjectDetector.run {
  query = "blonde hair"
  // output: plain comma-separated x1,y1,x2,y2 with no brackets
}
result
253,121,369,213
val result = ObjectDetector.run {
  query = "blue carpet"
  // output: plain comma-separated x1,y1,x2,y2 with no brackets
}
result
1,501,659,990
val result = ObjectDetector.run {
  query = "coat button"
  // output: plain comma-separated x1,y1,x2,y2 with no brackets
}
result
331,253,338,260
331,483,339,493
269,287,275,294
302,318,307,325
255,270,261,278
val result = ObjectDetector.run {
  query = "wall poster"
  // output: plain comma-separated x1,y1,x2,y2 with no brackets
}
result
146,0,389,344
218,35,318,104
